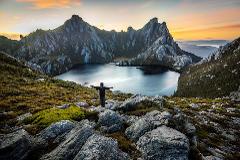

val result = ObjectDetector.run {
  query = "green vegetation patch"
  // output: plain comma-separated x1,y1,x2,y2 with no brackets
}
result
26,105,84,126
22,105,98,134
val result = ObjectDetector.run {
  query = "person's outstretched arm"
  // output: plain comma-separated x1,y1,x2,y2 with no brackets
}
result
90,85,100,90
105,87,113,90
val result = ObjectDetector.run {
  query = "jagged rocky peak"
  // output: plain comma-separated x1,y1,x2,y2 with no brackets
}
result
71,14,83,21
143,17,158,29
14,15,201,75
63,15,86,31
127,26,134,32
149,17,158,24
144,17,166,29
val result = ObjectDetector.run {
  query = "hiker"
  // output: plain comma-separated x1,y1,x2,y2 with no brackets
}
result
91,82,113,107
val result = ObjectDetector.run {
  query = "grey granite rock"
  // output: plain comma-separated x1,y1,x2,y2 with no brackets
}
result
40,120,95,160
137,125,189,160
37,120,75,142
118,95,163,112
75,102,89,108
125,110,172,141
105,100,121,110
74,134,130,160
16,112,32,121
0,129,33,160
56,104,70,109
98,109,124,133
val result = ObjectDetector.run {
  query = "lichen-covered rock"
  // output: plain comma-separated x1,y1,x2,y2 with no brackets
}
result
125,118,153,142
0,129,33,160
88,106,106,113
37,120,75,142
121,114,140,125
204,155,223,160
229,86,240,102
117,95,164,111
56,104,70,109
17,112,32,121
144,110,171,126
74,134,130,160
75,102,89,108
184,122,196,136
105,100,121,110
137,125,189,160
41,120,95,160
125,110,172,141
118,94,149,111
98,109,124,133
189,103,199,109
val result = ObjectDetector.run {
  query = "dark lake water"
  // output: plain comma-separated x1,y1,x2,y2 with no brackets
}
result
56,64,180,96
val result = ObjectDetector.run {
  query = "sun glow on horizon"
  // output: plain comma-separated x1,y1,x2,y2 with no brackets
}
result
0,0,239,41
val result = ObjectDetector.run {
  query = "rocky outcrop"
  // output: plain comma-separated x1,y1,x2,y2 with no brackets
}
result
14,15,201,75
41,120,95,160
117,94,163,111
98,109,124,133
125,110,171,141
74,134,130,160
0,129,33,160
229,86,240,102
37,120,75,142
137,125,189,160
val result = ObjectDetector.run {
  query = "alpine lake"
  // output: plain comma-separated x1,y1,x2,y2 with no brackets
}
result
56,64,180,96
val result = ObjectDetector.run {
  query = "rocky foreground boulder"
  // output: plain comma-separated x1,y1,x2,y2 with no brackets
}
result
137,125,189,160
41,120,95,160
125,110,171,141
74,134,130,160
37,120,75,142
0,129,33,160
98,109,124,133
117,95,163,111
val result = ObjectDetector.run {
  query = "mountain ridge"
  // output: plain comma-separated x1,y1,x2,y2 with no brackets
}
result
176,37,240,98
10,15,201,75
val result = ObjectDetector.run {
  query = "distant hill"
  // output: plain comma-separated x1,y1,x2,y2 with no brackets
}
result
177,40,228,58
0,36,20,55
176,37,240,98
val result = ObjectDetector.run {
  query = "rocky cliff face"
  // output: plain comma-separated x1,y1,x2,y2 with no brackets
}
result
176,37,240,98
14,15,201,75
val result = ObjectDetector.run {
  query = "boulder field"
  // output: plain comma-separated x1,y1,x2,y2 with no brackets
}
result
1,95,239,160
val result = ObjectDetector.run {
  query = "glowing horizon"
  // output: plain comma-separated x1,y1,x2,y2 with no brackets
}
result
0,0,240,41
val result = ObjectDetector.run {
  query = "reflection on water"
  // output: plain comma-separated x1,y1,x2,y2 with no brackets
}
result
56,64,180,96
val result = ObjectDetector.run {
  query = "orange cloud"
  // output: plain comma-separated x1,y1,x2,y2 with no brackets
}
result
16,0,81,9
171,24,240,40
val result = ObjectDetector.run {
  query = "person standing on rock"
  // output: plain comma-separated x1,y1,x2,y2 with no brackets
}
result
91,82,113,107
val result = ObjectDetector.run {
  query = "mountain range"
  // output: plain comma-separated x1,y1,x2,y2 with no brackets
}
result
177,40,228,58
4,15,201,75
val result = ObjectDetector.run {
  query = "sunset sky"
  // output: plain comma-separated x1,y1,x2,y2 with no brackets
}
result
0,0,240,40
